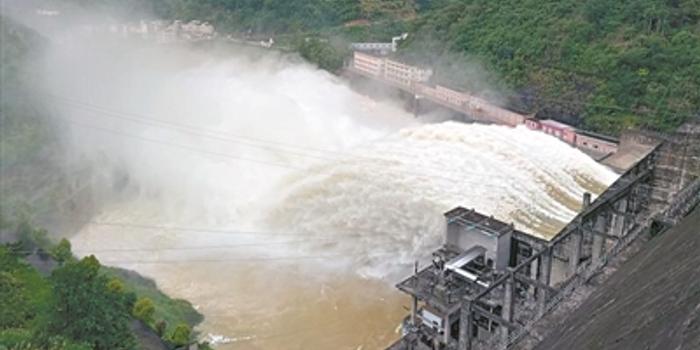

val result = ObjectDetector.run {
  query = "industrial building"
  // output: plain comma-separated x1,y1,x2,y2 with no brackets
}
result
384,129,700,350
389,207,546,350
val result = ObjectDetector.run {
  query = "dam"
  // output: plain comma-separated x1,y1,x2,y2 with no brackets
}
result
387,121,700,350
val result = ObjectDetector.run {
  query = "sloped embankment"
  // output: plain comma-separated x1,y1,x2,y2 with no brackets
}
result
535,207,700,350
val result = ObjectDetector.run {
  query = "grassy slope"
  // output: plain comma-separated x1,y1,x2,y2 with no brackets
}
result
103,267,203,334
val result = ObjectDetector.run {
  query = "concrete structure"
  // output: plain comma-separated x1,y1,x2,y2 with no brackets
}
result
348,52,526,127
601,129,662,171
387,120,700,350
350,42,394,55
348,52,626,153
532,206,700,350
350,33,408,55
538,120,577,144
388,208,546,350
384,58,434,86
445,208,514,271
526,118,619,158
574,130,618,155
351,52,433,86
352,52,385,76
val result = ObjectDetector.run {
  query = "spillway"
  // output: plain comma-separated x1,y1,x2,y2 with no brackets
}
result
43,38,618,349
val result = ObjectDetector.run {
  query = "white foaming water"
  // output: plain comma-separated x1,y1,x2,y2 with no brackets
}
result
266,122,618,279
46,39,618,349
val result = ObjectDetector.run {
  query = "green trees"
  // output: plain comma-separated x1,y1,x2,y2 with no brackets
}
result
155,319,168,337
1,233,204,349
169,323,191,347
296,38,346,72
0,246,51,331
45,256,136,350
133,297,156,324
50,239,72,265
400,0,700,133
0,272,31,329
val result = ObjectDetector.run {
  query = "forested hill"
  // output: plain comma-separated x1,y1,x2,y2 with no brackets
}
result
403,1,700,134
49,0,700,133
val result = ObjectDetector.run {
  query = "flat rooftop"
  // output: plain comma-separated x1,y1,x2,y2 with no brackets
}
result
445,207,515,238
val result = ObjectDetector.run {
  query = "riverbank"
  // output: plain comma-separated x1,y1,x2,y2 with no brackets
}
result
0,218,206,349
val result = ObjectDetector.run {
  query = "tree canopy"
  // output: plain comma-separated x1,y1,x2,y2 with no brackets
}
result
45,255,137,350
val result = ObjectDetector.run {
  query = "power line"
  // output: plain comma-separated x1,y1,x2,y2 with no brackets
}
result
46,93,341,162
41,218,415,239
55,117,303,170
66,233,403,253
44,92,515,184
98,251,397,264
47,116,521,195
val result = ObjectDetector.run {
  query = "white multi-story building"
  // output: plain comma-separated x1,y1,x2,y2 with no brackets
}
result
352,52,385,77
352,52,432,86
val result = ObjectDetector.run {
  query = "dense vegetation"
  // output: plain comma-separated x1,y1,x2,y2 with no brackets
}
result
106,0,700,134
0,219,206,349
401,0,700,133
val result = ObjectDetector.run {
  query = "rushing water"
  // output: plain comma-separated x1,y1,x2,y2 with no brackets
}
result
46,39,618,349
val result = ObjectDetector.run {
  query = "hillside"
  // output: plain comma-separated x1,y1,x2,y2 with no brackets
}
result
533,206,700,350
113,0,700,135
401,0,700,134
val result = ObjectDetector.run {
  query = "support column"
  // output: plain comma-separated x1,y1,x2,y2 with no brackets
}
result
611,199,629,237
444,314,451,345
411,261,418,326
537,248,552,318
591,213,608,265
582,192,592,209
458,297,474,350
568,228,582,277
500,273,515,347
412,95,421,117
619,198,630,236
528,258,539,302
569,193,590,276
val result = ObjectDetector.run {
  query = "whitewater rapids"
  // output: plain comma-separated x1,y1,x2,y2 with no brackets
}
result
40,37,618,349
